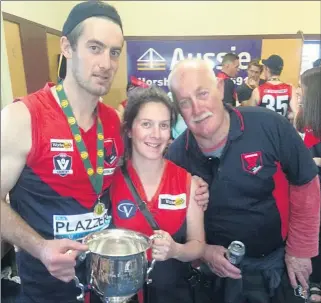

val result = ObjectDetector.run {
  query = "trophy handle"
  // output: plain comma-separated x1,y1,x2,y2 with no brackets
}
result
77,250,90,262
74,276,85,301
146,259,156,284
146,233,164,285
66,249,90,262
66,249,91,301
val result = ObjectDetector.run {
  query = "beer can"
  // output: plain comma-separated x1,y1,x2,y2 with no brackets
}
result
294,284,309,300
226,241,245,265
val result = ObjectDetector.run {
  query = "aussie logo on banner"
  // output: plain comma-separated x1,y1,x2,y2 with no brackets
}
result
127,39,262,92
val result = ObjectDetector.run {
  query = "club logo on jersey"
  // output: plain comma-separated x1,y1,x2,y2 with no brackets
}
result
241,151,263,175
104,138,117,165
103,138,118,175
117,200,137,219
50,139,74,152
53,153,73,177
158,193,187,210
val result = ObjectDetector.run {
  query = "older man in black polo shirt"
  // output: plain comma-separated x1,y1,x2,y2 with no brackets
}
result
166,59,320,303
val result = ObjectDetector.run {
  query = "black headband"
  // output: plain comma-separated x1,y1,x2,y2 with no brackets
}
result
62,1,123,36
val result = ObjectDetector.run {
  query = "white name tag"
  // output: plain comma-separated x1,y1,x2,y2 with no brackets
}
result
158,193,187,210
103,168,116,176
50,139,74,152
53,210,111,240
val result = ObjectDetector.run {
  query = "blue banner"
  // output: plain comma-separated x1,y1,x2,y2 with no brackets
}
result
127,39,262,92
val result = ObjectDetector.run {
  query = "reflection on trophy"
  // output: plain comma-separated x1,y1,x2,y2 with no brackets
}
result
74,229,155,303
97,258,110,284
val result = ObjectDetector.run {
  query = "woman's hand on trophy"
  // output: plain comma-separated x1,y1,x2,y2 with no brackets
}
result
151,230,178,261
39,238,88,283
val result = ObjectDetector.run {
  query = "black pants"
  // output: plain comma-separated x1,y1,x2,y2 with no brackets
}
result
311,254,321,283
200,271,306,303
311,229,321,283
144,280,194,303
16,290,104,303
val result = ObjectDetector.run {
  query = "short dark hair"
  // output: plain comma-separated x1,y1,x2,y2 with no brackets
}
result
268,67,282,76
222,53,239,65
248,59,263,73
301,67,321,138
122,86,177,159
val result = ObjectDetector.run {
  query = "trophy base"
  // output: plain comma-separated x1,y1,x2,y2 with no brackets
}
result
102,294,136,303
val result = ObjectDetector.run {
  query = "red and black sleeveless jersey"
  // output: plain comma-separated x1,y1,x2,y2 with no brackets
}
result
9,83,124,302
304,129,321,180
110,160,192,297
258,82,292,117
111,159,191,248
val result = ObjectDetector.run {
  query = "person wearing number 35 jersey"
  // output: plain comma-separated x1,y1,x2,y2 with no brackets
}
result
243,55,298,121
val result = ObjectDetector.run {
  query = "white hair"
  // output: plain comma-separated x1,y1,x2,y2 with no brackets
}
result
168,59,217,93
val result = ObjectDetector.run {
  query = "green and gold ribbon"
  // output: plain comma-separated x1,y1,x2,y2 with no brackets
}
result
56,82,104,211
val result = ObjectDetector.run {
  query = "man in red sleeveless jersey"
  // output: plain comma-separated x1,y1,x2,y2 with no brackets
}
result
1,3,209,302
0,2,125,302
242,54,299,121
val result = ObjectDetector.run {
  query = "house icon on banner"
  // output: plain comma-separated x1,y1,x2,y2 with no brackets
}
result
136,48,167,71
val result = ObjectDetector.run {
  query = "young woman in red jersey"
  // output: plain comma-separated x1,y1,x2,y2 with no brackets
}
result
110,86,205,303
299,67,321,303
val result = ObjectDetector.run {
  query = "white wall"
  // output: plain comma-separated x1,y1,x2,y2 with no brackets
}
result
114,1,321,36
1,1,82,31
1,13,13,108
1,1,320,35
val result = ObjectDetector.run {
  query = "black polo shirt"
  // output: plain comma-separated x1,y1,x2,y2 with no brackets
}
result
237,79,266,103
216,71,237,107
165,106,317,257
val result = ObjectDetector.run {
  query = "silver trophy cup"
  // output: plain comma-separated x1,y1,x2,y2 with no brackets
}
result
73,229,156,303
